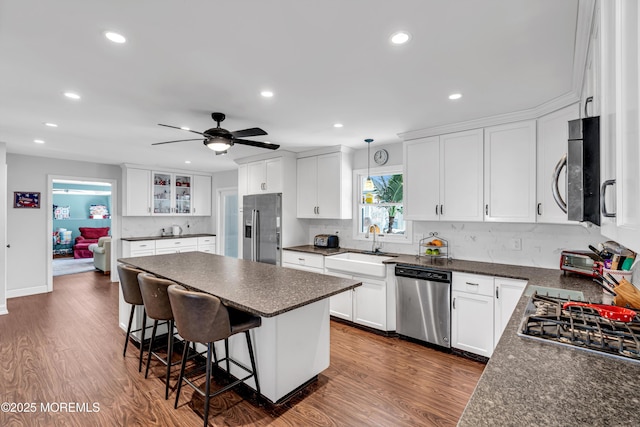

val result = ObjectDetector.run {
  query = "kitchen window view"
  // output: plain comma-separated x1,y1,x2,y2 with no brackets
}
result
358,169,410,241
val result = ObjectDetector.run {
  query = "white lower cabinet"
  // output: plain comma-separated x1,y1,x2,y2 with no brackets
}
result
451,272,527,358
325,270,354,321
155,237,198,254
197,236,216,254
282,250,325,274
352,276,387,330
122,240,156,258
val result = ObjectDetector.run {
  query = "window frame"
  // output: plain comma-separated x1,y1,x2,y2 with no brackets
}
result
352,166,413,244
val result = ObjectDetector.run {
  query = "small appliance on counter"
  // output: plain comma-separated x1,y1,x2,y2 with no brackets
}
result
559,250,599,277
314,234,339,248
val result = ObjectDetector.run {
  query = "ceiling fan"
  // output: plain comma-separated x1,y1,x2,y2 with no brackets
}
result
153,112,279,154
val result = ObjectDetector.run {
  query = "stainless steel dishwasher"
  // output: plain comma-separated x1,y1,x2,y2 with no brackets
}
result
395,264,452,348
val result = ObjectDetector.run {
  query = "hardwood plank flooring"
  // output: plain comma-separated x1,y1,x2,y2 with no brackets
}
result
0,272,484,426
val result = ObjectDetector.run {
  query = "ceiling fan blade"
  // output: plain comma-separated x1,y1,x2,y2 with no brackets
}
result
231,127,268,138
152,138,203,145
234,139,280,150
158,123,207,136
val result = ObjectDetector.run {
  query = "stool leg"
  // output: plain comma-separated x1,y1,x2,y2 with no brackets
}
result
124,304,135,356
245,330,261,400
224,338,230,373
174,340,189,409
165,319,174,400
204,342,213,427
145,320,158,379
138,308,147,372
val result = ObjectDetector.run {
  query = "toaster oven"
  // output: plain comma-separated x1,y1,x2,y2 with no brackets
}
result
314,234,339,248
560,250,599,277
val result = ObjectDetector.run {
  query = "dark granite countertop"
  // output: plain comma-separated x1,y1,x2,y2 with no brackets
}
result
121,233,215,241
286,245,640,425
118,252,360,317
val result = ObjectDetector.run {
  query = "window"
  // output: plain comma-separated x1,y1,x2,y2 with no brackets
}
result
354,166,411,243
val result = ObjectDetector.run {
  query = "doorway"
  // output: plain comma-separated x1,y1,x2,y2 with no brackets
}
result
217,188,238,258
48,176,117,287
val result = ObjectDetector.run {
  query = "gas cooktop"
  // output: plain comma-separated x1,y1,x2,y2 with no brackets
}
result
518,292,640,363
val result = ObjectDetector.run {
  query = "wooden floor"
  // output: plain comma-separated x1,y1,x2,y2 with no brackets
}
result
0,272,484,426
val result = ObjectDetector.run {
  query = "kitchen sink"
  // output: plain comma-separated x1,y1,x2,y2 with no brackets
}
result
324,252,395,277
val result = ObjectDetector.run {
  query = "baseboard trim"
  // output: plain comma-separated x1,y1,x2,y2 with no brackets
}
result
7,285,49,299
0,305,8,315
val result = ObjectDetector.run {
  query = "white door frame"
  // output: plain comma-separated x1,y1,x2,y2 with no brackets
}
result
216,186,238,257
47,175,118,290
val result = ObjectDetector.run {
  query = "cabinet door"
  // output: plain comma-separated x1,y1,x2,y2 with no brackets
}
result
440,129,484,222
325,271,353,321
404,137,440,220
484,121,536,222
247,161,266,194
296,156,318,218
613,0,640,251
451,290,494,357
536,104,580,223
494,278,527,346
125,168,151,216
316,153,342,218
265,158,283,193
152,171,173,215
174,174,192,215
353,276,386,330
193,175,212,216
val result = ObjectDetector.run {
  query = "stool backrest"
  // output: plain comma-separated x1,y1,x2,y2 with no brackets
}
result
117,263,145,306
138,273,177,321
167,284,232,344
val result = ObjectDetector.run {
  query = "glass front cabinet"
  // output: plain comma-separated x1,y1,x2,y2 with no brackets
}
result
152,172,192,215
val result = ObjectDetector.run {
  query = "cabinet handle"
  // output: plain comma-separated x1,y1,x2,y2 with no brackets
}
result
452,297,456,309
496,287,499,299
317,206,319,215
435,205,438,215
485,204,488,215
584,96,593,118
601,179,616,218
148,207,151,213
537,203,542,216
440,205,444,215
465,282,479,286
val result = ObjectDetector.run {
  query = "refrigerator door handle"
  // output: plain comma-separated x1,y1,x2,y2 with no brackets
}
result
254,209,260,262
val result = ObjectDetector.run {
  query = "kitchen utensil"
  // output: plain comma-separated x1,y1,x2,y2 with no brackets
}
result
593,277,617,296
172,225,182,236
562,302,637,322
606,272,620,285
588,245,604,261
613,279,640,309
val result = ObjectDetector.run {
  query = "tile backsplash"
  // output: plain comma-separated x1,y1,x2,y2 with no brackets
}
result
305,219,601,270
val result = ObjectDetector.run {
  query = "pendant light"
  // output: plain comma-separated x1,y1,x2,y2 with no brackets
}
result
364,138,375,191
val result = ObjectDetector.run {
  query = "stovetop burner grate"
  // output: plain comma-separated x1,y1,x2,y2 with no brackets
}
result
518,292,640,363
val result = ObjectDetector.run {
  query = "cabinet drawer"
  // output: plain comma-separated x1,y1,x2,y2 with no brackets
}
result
129,240,156,252
282,251,324,269
452,272,494,296
197,236,215,245
156,237,198,249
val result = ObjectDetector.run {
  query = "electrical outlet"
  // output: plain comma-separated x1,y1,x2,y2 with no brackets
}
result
414,233,423,242
510,238,522,251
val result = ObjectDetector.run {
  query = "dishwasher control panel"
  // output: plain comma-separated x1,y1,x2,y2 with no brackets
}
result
395,265,451,282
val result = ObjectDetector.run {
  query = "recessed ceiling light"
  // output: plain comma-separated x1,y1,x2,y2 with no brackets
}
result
105,31,126,44
333,123,343,128
34,139,45,144
64,92,81,100
180,126,190,131
390,31,411,45
184,160,191,164
44,122,58,127
449,93,462,100
261,90,274,98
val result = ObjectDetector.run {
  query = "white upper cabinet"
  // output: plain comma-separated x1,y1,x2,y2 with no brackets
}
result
192,174,212,216
484,121,537,223
404,136,440,221
536,104,580,224
152,171,192,215
600,0,640,252
297,150,352,219
403,130,483,222
247,158,283,194
440,129,484,222
124,168,151,216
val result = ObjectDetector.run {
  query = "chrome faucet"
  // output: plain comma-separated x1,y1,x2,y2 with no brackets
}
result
366,224,381,253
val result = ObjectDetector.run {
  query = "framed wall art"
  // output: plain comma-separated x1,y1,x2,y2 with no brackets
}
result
14,191,41,208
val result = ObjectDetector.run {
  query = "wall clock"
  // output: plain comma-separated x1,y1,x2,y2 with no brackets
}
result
374,149,389,165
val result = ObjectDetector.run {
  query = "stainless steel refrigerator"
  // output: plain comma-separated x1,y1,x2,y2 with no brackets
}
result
243,193,282,265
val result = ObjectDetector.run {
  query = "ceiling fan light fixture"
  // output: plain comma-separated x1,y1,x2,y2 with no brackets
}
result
205,137,232,152
104,31,126,44
364,138,375,192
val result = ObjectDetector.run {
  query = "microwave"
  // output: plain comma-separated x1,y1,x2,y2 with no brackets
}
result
560,250,599,277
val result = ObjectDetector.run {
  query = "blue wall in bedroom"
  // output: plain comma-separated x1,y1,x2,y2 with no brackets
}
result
52,183,112,246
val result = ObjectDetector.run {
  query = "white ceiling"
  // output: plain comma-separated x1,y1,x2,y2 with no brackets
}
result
0,0,581,173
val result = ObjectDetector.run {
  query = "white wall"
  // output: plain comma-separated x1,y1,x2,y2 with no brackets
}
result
0,143,7,314
6,154,121,298
211,169,238,234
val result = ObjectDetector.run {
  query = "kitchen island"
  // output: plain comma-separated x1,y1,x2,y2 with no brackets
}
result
117,251,361,404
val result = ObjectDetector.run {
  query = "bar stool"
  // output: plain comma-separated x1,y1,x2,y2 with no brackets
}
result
117,263,148,372
167,284,261,427
138,272,180,400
